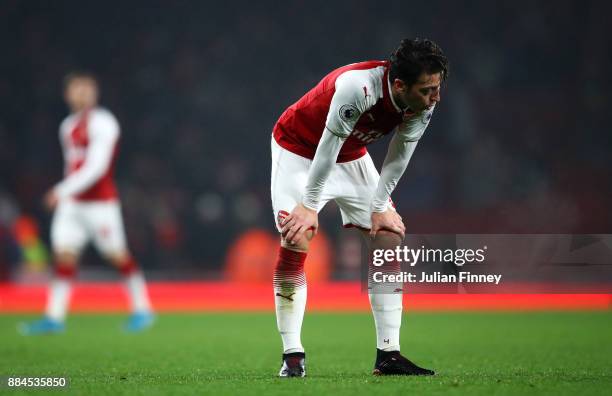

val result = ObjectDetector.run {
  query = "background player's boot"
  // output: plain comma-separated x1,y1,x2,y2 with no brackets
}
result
124,311,155,332
278,352,306,377
18,317,65,335
373,349,435,376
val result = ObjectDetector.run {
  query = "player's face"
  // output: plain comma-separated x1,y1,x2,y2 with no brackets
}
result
395,72,442,112
64,78,98,112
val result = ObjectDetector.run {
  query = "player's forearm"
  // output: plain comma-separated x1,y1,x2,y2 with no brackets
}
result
302,129,346,210
371,137,418,213
54,164,106,198
54,142,114,199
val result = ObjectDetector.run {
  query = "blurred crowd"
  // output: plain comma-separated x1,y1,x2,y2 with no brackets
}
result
1,0,610,277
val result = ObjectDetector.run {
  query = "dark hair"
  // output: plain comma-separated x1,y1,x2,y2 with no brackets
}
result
389,38,448,86
63,71,98,90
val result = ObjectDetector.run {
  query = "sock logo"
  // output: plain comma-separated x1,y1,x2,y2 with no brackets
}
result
276,292,295,301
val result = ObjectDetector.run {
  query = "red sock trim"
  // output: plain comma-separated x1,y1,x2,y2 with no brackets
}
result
118,257,139,276
54,264,77,279
274,246,307,289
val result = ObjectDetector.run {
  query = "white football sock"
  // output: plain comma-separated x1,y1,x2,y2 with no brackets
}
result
369,291,402,351
274,247,308,353
275,286,307,353
124,272,152,313
45,278,72,322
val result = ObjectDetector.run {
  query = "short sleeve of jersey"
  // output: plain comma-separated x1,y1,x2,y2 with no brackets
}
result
89,109,120,141
396,105,435,142
324,71,376,139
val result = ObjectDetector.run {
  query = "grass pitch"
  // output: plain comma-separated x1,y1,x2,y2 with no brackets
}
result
1,312,611,395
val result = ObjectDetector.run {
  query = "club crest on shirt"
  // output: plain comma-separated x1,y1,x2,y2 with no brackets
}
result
339,104,360,122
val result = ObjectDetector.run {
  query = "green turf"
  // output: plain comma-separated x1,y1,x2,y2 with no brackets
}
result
0,312,611,395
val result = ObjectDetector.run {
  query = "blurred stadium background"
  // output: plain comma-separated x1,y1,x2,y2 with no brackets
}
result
0,0,610,311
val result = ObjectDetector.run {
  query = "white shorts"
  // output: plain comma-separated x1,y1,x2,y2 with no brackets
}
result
271,137,392,231
50,199,128,257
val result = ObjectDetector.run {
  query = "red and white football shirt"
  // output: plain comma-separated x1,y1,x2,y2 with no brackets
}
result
273,60,431,163
55,107,119,201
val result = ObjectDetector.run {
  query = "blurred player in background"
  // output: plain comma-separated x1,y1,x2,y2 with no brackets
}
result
20,72,154,334
272,39,447,376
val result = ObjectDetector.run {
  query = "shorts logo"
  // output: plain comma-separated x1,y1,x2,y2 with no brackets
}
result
99,226,111,239
339,104,360,122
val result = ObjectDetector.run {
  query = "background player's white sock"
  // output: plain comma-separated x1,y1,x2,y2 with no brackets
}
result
119,258,152,313
45,265,76,322
125,272,152,313
274,247,307,353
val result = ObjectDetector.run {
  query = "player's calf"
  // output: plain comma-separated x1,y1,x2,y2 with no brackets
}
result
367,229,403,250
107,253,154,331
363,229,406,356
19,258,77,335
274,246,307,354
46,259,78,324
364,229,404,293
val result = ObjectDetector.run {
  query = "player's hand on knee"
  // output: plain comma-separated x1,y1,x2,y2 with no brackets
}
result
370,209,405,240
281,203,318,245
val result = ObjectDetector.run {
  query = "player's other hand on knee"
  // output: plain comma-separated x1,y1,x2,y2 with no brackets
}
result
370,209,405,240
281,203,318,245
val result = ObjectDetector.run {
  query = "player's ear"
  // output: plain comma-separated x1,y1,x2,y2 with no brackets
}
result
392,78,407,93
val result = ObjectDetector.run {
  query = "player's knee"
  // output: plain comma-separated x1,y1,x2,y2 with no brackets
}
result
105,251,130,267
280,229,314,252
106,254,139,277
281,238,309,252
373,229,403,247
54,251,79,267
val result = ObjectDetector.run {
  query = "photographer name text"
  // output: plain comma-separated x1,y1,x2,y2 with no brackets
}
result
372,271,502,285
